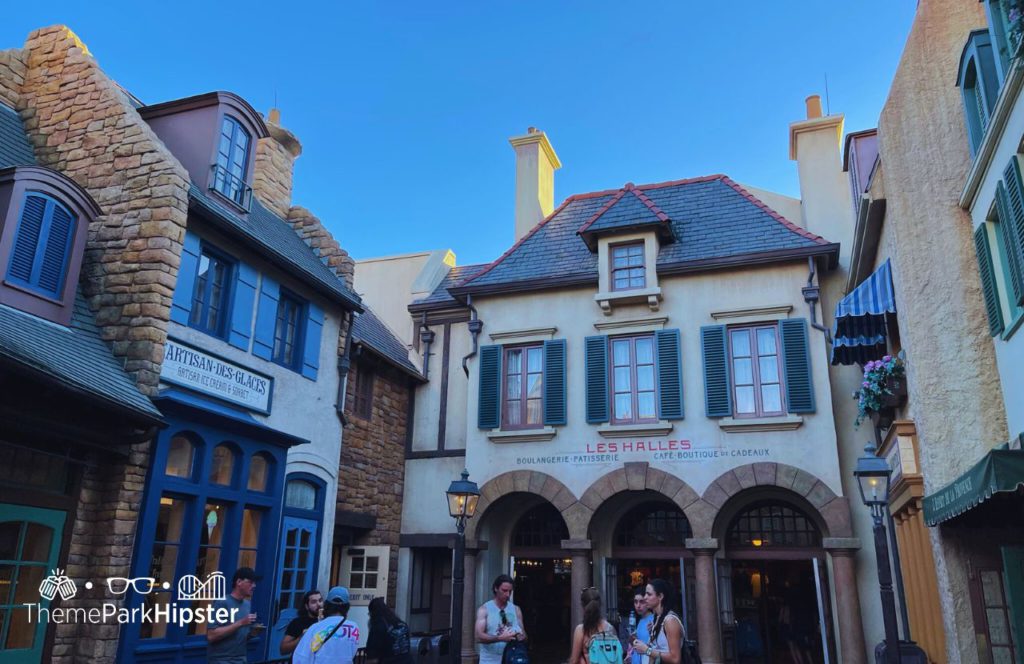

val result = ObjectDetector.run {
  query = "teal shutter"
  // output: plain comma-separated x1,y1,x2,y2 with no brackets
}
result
543,339,567,426
301,303,324,380
37,203,75,296
252,276,280,360
7,195,46,284
780,318,815,414
228,263,258,350
1000,158,1024,305
585,335,609,423
171,230,202,325
975,223,1005,336
655,329,684,420
478,345,502,429
700,325,732,417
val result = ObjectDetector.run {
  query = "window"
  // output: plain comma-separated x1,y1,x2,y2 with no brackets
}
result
958,30,1000,157
610,242,646,291
212,115,252,208
610,335,657,424
5,193,76,300
353,362,375,420
614,502,692,548
726,502,821,548
503,345,544,429
141,496,188,638
728,325,784,417
273,291,304,368
188,247,233,337
511,503,569,548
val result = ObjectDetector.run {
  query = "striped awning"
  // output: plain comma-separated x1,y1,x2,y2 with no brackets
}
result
831,259,897,365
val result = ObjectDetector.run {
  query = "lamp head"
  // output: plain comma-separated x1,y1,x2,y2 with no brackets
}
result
446,468,480,520
853,441,892,508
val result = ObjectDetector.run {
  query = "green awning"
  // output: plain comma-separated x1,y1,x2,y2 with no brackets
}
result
923,448,1024,526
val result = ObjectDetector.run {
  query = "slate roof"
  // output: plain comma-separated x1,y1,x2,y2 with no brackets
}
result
409,263,489,310
458,175,837,294
352,308,423,379
0,296,163,421
188,186,362,312
578,183,672,239
0,105,35,169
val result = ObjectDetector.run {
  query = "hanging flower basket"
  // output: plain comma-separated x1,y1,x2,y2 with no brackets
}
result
854,355,907,427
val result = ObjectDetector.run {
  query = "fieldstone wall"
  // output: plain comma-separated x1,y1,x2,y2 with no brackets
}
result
252,110,301,218
0,48,25,108
876,1,1007,661
339,357,411,606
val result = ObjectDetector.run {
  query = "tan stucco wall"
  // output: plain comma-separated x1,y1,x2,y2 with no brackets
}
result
355,251,443,351
741,184,803,228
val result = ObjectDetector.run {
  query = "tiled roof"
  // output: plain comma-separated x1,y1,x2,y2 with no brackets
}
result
0,104,36,168
0,296,162,421
409,263,490,310
352,308,423,379
188,186,362,312
460,175,836,292
578,183,672,237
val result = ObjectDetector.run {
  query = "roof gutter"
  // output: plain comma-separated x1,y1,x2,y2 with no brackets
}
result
803,257,832,343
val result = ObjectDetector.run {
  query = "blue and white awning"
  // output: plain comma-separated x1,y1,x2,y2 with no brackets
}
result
831,259,897,365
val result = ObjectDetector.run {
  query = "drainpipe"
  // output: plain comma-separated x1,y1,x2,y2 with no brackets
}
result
462,295,483,377
803,257,832,342
420,312,436,380
335,312,354,426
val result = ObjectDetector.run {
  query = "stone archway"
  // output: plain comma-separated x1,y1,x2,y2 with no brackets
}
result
467,469,582,540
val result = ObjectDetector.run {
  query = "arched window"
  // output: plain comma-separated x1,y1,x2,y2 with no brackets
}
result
213,115,252,207
209,443,237,486
6,193,76,299
615,502,692,548
165,434,196,479
511,503,568,548
726,501,821,548
247,453,272,492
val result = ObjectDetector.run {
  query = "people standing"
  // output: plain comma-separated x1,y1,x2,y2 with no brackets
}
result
617,586,654,664
569,587,621,664
631,579,683,664
292,586,360,664
207,567,262,663
280,589,324,656
474,574,527,664
366,596,413,664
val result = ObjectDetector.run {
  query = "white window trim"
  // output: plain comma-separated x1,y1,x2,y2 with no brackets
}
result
487,428,558,443
593,315,669,334
718,415,804,433
595,231,662,315
597,421,673,439
488,327,557,344
710,304,793,325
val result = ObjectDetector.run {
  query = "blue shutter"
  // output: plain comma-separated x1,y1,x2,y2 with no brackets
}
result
228,263,258,351
301,303,324,380
780,318,815,414
543,339,567,426
701,325,732,417
584,335,609,424
478,345,502,429
253,276,280,360
655,329,684,420
1001,157,1024,305
36,202,75,297
171,230,202,325
975,224,1005,336
7,195,47,285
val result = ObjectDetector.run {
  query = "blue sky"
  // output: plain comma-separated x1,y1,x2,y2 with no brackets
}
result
1,2,917,265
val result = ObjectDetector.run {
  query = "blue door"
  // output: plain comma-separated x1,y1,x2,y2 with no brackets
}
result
269,515,319,657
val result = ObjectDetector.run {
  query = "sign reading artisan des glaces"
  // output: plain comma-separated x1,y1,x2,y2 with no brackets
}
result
161,338,273,413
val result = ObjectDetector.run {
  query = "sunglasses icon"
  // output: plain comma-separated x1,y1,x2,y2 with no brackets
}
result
107,577,158,595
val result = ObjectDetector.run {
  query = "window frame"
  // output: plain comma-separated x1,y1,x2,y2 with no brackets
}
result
4,192,77,301
501,343,545,430
609,241,647,291
727,323,786,419
609,334,659,425
212,115,253,208
188,244,235,338
272,289,306,370
353,360,376,421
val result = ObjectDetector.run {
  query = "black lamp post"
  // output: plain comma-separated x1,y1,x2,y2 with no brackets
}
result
446,469,480,664
854,442,901,664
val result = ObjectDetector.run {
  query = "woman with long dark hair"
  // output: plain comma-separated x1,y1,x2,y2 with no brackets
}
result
631,579,684,664
366,597,413,664
569,587,621,664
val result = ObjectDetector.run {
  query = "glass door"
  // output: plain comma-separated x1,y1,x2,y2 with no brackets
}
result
269,515,318,657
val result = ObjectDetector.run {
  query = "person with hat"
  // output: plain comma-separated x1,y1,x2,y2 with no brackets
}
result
207,567,263,663
292,586,361,664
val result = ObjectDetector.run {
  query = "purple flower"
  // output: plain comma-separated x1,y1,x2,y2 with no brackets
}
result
882,355,892,363
862,382,870,388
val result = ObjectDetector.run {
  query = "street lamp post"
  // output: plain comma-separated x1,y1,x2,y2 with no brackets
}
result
446,469,480,664
854,442,901,664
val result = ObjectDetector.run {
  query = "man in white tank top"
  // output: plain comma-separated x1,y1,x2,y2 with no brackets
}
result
475,574,527,664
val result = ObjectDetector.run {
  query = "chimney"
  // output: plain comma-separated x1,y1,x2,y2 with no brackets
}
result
252,107,302,218
509,127,561,241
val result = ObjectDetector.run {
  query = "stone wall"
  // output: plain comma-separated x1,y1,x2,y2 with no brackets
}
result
339,357,411,606
252,110,301,219
0,48,25,108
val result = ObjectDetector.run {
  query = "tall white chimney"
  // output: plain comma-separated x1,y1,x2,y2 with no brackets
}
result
509,127,562,241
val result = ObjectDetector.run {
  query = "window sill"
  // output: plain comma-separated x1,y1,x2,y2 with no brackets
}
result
595,287,662,315
718,415,804,433
598,421,673,438
1001,310,1024,340
487,428,558,443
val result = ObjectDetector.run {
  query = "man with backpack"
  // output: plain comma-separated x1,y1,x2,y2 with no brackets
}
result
475,574,527,664
292,586,360,664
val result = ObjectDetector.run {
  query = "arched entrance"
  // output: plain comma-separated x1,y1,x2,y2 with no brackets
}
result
717,497,833,664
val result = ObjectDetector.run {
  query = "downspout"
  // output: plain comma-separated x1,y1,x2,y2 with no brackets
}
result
803,256,832,342
419,312,435,380
335,312,354,426
462,294,483,377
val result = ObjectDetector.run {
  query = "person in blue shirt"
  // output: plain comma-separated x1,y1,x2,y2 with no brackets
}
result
617,585,653,664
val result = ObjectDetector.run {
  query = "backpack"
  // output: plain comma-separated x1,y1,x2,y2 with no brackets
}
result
387,620,411,656
502,638,530,664
587,628,624,664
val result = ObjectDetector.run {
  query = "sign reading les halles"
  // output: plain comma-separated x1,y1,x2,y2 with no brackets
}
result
161,338,273,413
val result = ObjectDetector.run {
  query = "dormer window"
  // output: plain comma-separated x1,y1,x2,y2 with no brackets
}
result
610,242,646,291
6,193,76,300
212,115,252,209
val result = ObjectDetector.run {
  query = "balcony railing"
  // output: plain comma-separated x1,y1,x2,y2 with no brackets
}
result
210,163,252,211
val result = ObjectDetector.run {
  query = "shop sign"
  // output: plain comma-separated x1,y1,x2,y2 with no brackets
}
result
161,338,273,413
514,439,771,468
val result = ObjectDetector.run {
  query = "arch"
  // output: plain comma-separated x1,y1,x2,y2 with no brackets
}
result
697,463,852,539
577,462,702,539
467,470,582,540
